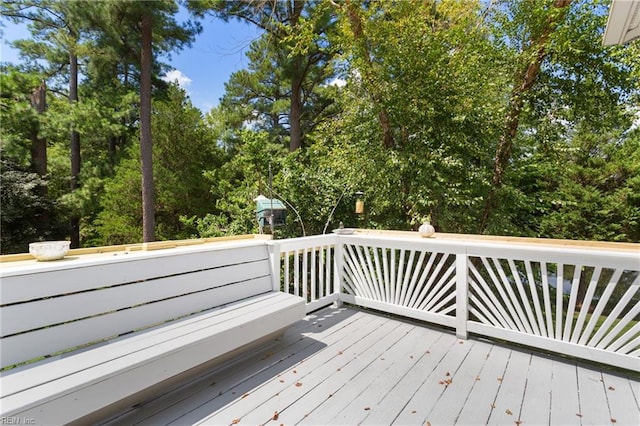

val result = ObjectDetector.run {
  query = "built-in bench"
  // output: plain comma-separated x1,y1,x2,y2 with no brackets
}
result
0,240,304,425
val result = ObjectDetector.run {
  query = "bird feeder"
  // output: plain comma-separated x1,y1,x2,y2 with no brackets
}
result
355,191,365,215
255,195,287,233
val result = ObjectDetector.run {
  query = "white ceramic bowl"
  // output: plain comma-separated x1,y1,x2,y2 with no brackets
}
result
29,241,71,261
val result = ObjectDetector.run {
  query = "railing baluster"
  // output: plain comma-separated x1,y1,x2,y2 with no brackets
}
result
456,253,468,339
571,266,602,343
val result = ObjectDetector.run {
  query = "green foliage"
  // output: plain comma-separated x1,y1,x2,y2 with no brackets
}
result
94,85,221,244
2,0,638,250
0,155,63,253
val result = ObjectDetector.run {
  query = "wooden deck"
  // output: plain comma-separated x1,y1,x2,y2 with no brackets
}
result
101,306,640,426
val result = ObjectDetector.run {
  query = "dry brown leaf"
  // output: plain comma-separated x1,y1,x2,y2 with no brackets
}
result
497,377,503,382
272,411,279,421
242,393,249,399
338,350,344,355
505,409,513,415
515,421,522,425
364,407,371,411
611,418,617,423
608,386,616,391
475,376,481,381
295,382,303,387
411,410,417,414
279,379,285,383
425,421,432,426
293,370,297,374
439,381,445,385
231,419,240,425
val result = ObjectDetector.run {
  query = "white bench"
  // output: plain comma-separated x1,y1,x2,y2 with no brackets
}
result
0,241,304,425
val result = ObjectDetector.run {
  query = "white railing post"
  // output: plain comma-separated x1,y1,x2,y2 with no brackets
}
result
334,236,344,307
268,241,281,292
456,252,469,340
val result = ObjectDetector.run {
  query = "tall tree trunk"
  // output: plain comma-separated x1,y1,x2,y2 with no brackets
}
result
288,0,305,152
30,81,50,233
29,82,47,178
140,10,155,243
69,51,81,248
289,60,303,151
343,0,394,149
479,0,571,233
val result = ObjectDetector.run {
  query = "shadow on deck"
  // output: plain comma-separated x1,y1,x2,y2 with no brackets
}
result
101,306,640,426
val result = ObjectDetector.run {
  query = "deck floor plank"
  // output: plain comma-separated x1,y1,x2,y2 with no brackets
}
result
325,330,448,426
452,344,511,426
486,348,532,425
517,352,553,426
390,336,478,425
577,366,613,426
601,372,640,426
550,357,582,425
277,322,418,425
424,338,499,425
100,306,640,426
193,313,402,425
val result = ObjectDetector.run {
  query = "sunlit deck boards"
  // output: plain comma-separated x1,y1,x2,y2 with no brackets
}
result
102,307,640,426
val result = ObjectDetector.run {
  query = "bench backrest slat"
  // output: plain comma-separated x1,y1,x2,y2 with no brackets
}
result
0,243,273,369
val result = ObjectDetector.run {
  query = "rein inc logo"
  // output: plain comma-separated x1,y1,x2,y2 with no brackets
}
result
0,418,36,425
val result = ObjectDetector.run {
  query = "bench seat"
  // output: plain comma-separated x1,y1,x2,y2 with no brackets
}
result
0,292,304,424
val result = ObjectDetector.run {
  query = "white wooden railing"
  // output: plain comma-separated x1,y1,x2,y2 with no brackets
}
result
270,234,640,371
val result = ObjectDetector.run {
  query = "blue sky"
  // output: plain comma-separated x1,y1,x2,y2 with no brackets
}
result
0,12,261,114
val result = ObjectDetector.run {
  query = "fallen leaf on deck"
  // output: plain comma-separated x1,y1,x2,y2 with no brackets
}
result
475,376,481,381
242,393,249,399
439,381,445,385
425,421,432,426
505,409,512,415
364,407,371,411
272,411,279,421
411,410,417,414
446,372,450,376
611,419,617,423
338,350,344,355
576,413,583,418
410,355,414,359
295,382,303,387
608,386,615,391
491,404,496,409
459,341,464,344
497,377,503,382
280,379,285,383
515,421,522,425
293,370,297,374
231,419,240,424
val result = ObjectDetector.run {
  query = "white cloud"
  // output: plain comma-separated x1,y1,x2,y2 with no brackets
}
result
161,69,192,89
